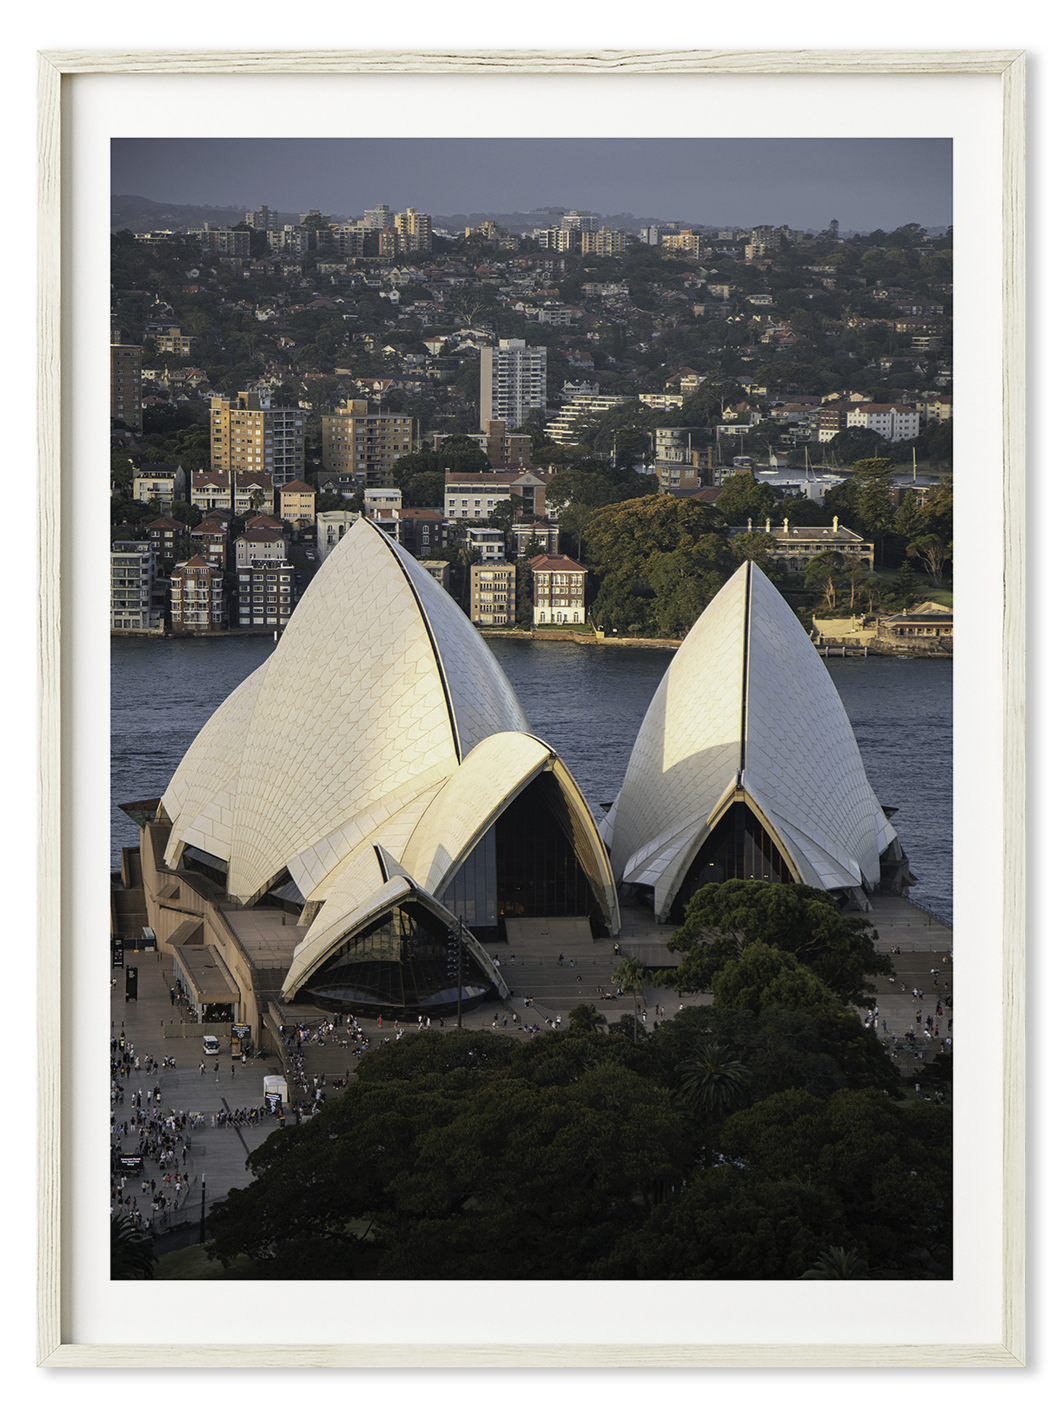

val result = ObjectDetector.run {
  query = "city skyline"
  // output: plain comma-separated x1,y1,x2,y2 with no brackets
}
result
112,137,952,233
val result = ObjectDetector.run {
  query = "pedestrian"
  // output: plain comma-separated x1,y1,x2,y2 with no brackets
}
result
199,1061,205,1075
213,1062,219,1082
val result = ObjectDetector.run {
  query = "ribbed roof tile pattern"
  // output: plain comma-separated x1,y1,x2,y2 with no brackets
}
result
606,560,895,918
163,519,530,905
159,516,621,1004
404,733,552,897
162,662,270,867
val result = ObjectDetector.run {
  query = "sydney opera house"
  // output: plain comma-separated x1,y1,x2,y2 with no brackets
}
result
131,520,908,1043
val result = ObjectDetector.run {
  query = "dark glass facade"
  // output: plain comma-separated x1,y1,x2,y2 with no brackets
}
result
494,775,605,934
669,801,794,922
296,771,608,1012
297,901,493,1018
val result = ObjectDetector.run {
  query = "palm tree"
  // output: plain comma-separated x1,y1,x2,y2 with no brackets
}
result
566,1004,608,1034
801,1246,869,1279
674,1042,752,1122
110,1213,158,1280
611,956,649,1009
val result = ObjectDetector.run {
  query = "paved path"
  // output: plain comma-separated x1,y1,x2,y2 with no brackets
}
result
110,948,285,1240
111,897,953,1242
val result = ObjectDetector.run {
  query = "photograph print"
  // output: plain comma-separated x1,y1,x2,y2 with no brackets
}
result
108,133,954,1284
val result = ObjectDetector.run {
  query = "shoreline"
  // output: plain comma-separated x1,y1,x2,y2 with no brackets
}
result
110,626,952,657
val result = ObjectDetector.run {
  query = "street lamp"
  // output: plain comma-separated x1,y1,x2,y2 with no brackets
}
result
199,1173,207,1245
446,915,465,1029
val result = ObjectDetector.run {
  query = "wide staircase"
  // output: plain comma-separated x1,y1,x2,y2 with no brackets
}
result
111,847,150,938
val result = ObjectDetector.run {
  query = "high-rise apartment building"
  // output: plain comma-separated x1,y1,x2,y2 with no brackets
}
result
640,223,681,245
393,207,432,251
111,343,143,431
543,388,629,446
479,339,547,433
470,563,517,627
660,230,708,259
111,540,158,630
245,205,279,230
561,211,600,233
320,399,417,487
581,227,629,257
210,389,305,488
170,555,225,632
267,226,311,256
360,204,393,229
235,560,296,629
200,225,251,257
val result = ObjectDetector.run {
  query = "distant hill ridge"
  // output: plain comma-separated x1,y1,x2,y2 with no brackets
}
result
112,195,708,236
111,195,948,239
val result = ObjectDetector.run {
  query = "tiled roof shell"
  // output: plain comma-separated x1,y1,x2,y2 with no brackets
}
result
163,518,532,905
602,561,896,920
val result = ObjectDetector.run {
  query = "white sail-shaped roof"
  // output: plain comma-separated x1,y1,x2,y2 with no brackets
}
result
160,661,269,864
606,559,896,919
162,518,530,904
279,732,621,1002
159,515,620,999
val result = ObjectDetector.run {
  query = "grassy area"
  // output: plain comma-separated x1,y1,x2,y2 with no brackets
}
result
155,1244,269,1280
154,1215,378,1279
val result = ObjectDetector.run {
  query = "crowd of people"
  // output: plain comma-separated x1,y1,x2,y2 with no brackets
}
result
110,1038,198,1232
283,1016,366,1108
880,955,955,1077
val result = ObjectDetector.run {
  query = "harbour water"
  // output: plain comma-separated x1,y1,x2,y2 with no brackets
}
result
111,636,952,923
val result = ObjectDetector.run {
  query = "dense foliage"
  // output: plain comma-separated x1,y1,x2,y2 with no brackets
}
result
204,883,949,1282
584,494,738,637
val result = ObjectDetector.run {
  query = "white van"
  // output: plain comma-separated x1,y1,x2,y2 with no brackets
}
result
202,1035,220,1055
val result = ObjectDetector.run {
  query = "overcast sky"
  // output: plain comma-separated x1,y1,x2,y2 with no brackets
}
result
112,137,951,232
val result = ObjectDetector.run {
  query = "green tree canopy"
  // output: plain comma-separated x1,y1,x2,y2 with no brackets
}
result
205,1029,692,1280
729,531,782,581
906,534,950,586
714,471,782,525
666,880,886,1009
716,1087,951,1277
585,494,736,637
